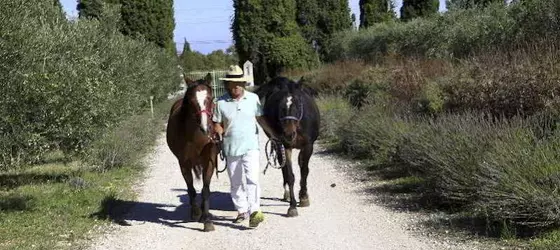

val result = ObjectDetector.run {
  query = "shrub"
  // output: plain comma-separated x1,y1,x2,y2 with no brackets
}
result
300,61,368,94
476,124,560,228
398,113,530,208
329,1,560,62
0,0,181,170
338,104,411,164
315,95,352,142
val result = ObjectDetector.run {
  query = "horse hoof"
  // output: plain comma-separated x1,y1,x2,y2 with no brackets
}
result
299,198,310,207
282,191,291,202
287,207,298,217
203,222,215,232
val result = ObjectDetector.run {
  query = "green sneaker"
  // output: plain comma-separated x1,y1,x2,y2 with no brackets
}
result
249,211,264,227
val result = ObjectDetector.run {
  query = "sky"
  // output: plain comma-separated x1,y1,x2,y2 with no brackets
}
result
59,0,447,55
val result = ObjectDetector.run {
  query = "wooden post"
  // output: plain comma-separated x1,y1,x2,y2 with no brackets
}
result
149,96,154,118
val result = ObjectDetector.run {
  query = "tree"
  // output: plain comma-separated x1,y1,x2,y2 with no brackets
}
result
400,0,439,21
180,38,192,54
77,0,104,19
233,0,318,84
206,50,237,70
359,0,395,29
78,0,176,53
118,0,176,54
232,0,267,84
446,0,503,10
52,0,66,19
296,0,321,51
179,49,238,72
317,0,353,61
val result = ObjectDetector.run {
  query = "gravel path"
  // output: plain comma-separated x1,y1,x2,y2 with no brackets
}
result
87,127,482,250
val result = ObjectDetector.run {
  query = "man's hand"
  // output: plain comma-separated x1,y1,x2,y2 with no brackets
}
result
214,123,224,140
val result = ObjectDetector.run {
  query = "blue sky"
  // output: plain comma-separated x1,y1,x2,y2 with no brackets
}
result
60,0,447,55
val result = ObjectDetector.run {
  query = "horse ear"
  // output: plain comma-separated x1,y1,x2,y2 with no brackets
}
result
204,73,212,85
185,78,197,88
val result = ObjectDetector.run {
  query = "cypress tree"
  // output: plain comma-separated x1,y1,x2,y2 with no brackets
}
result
77,0,104,19
446,0,503,10
359,0,395,29
400,0,439,21
118,0,176,53
296,0,321,51
318,0,353,61
233,0,317,84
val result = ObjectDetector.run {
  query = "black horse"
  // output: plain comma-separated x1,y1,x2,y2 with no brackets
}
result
255,76,320,217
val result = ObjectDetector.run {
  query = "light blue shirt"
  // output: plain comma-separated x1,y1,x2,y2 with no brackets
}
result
212,91,263,157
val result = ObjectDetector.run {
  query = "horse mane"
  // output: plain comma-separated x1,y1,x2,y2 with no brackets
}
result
254,76,317,101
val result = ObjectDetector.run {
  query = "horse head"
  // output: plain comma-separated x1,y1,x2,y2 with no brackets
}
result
182,73,214,135
261,77,309,146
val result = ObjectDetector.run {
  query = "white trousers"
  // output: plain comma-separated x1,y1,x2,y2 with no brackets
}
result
226,150,261,214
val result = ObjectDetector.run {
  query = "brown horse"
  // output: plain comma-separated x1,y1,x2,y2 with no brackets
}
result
166,73,218,232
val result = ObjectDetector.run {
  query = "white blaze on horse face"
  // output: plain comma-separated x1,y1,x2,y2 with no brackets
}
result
286,96,293,110
196,89,208,133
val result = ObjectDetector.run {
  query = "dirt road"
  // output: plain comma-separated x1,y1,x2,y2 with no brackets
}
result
87,129,480,250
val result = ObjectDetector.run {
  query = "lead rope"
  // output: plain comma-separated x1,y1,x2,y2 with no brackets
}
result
215,137,227,178
263,139,286,175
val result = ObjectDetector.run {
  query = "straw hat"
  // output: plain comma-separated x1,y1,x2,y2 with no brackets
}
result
219,65,248,82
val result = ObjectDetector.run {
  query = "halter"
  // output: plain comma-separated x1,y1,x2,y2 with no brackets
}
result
280,101,304,121
197,109,213,117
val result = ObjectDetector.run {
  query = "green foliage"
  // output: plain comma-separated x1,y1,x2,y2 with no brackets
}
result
298,60,369,94
117,0,176,54
78,0,104,19
446,0,504,10
441,41,560,117
338,104,410,164
400,0,439,21
85,98,173,172
414,80,444,114
179,44,237,72
296,0,321,51
313,0,560,242
0,0,181,170
531,230,560,250
331,0,560,62
344,80,372,108
318,0,354,61
78,0,176,53
315,95,352,142
359,0,395,28
233,0,318,84
85,114,158,172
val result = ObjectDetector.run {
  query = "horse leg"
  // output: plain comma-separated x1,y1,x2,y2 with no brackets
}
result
281,164,290,202
277,142,290,202
180,161,201,221
200,147,216,232
283,149,298,217
298,144,313,207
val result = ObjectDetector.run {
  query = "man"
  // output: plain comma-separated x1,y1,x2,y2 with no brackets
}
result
213,65,278,228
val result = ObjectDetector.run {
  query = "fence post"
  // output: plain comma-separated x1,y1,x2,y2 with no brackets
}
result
212,70,217,98
149,96,154,119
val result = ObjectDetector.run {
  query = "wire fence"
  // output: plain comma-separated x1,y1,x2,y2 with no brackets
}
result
184,70,228,99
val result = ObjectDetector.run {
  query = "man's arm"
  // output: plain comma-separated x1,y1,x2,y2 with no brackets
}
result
256,116,278,140
254,94,279,140
212,100,223,138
